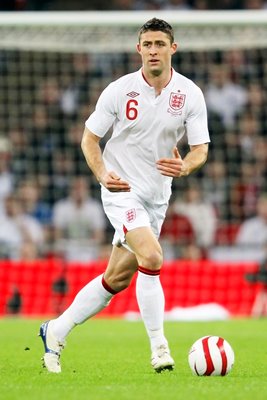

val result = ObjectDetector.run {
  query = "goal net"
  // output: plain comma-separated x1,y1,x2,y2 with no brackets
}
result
1,10,267,52
0,10,267,262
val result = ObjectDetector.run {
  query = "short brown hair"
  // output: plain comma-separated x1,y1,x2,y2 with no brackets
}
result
138,18,174,44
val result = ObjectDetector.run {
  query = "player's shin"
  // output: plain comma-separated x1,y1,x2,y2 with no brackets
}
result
49,274,114,342
136,267,167,350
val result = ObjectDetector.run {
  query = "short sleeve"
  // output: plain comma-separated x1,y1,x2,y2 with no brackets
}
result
186,86,210,145
85,82,117,138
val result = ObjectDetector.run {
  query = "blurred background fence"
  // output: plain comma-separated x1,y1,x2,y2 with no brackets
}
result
0,259,260,317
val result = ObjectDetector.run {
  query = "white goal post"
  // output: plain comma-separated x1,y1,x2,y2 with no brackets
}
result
0,10,267,53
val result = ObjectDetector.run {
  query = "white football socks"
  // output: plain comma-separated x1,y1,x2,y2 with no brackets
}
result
49,274,113,342
136,270,168,351
49,270,168,351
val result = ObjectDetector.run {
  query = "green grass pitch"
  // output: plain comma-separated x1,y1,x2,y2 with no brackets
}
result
0,318,267,400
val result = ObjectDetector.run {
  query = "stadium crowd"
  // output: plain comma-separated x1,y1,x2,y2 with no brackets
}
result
1,0,267,11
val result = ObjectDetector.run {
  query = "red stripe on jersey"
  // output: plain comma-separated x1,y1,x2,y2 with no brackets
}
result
123,225,128,235
101,276,117,295
138,266,160,276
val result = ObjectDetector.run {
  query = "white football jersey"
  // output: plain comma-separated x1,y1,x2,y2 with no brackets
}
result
85,68,210,204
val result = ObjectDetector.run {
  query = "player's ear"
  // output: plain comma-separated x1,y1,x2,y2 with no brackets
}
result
136,43,141,54
171,42,178,55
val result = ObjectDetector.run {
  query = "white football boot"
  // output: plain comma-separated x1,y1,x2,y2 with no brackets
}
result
39,321,65,373
151,344,175,372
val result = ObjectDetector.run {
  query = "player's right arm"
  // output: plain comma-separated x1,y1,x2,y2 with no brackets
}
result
81,127,131,192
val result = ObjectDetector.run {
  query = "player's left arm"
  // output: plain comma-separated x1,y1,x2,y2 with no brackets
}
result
156,143,209,178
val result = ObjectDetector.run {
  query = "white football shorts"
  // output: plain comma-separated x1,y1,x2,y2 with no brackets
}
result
101,190,168,252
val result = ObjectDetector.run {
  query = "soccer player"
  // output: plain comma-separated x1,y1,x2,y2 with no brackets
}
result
40,17,210,373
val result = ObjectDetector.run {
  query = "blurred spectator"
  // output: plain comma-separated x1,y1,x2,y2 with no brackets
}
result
245,82,267,135
0,194,44,259
161,0,192,9
112,0,163,9
3,0,267,10
191,0,209,9
6,285,22,315
235,193,267,247
16,177,52,225
160,204,195,259
202,160,229,219
29,78,65,150
180,243,206,260
37,78,64,135
52,176,106,262
46,150,75,204
0,137,14,216
8,127,30,179
229,161,261,221
243,0,267,9
66,121,89,175
223,49,258,84
27,105,51,152
205,63,248,129
209,0,243,9
252,136,267,180
224,127,242,171
112,0,139,9
172,184,218,250
60,54,103,119
27,0,114,9
26,104,62,177
236,111,261,161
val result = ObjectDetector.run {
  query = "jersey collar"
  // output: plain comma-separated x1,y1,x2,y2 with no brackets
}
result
139,67,174,90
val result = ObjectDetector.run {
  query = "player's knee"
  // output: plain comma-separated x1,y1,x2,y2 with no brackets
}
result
141,249,163,270
106,270,134,293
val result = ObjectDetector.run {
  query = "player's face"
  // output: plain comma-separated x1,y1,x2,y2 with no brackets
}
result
137,31,177,76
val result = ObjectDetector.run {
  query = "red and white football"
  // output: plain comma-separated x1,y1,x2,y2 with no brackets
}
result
188,335,235,376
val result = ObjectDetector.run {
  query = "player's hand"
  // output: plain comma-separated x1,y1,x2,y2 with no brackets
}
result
100,171,131,192
156,147,188,178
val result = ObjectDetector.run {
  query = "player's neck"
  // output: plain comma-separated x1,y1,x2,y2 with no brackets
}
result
142,67,173,96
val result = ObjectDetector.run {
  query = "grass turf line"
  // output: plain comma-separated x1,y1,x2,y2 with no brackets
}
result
0,318,266,400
